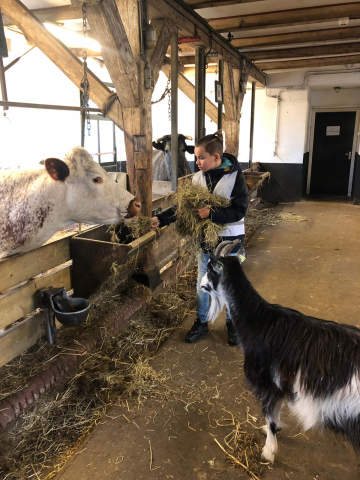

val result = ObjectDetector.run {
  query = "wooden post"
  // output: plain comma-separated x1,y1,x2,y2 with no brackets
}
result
249,82,255,170
195,45,206,141
171,29,178,192
223,60,250,156
217,59,224,131
0,57,8,116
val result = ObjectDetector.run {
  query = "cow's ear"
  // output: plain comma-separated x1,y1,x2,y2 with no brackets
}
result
152,141,165,151
185,145,195,154
45,158,70,181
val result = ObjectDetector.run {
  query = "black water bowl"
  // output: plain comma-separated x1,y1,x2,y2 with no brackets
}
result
50,296,91,327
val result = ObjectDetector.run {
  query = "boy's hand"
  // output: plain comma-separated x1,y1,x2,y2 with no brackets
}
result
151,216,160,228
196,207,210,219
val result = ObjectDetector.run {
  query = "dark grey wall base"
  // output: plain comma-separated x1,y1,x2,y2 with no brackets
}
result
239,162,303,203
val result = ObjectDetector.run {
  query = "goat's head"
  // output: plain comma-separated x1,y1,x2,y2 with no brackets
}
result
200,240,245,323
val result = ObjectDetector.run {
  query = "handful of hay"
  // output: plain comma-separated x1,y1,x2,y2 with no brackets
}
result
109,216,153,244
174,183,231,251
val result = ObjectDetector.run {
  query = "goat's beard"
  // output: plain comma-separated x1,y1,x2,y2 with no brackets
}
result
208,289,226,324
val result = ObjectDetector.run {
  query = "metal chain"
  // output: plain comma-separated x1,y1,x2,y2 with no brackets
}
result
150,71,171,121
167,70,171,121
81,3,91,136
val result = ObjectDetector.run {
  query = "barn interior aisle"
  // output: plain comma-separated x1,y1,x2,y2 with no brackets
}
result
54,200,360,480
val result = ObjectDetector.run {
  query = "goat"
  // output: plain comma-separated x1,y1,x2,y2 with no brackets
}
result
200,240,360,463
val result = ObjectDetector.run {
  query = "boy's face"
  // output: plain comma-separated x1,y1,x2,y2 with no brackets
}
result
195,147,221,173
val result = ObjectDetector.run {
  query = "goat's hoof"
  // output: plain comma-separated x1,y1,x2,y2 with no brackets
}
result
261,447,275,464
261,425,268,436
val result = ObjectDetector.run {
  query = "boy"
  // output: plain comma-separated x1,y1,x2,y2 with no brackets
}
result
151,131,248,344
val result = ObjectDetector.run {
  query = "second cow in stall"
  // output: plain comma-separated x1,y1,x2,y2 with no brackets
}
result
152,134,194,181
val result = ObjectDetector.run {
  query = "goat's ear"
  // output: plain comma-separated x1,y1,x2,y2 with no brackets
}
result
152,141,165,151
45,158,70,181
185,145,195,154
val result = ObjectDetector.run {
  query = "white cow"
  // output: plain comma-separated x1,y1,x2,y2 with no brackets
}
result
0,147,141,258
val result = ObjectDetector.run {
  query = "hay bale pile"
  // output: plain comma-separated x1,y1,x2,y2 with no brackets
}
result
174,183,231,251
109,216,153,244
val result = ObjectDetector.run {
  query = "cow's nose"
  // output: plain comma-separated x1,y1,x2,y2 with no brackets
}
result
125,198,142,218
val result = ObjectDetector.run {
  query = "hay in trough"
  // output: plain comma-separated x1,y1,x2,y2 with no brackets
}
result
0,271,197,480
174,183,231,251
108,216,153,244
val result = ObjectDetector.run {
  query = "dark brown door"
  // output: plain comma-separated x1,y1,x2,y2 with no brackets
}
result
310,111,356,195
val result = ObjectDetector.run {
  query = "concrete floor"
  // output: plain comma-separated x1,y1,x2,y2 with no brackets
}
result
56,200,360,480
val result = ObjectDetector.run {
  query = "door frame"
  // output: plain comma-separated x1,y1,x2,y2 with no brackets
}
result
306,107,360,196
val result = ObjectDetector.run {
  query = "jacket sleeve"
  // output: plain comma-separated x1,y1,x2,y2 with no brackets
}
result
210,170,249,224
156,205,177,227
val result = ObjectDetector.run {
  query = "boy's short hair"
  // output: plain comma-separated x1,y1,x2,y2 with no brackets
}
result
195,130,224,156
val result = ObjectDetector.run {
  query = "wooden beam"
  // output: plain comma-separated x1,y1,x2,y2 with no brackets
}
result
0,0,125,130
184,64,218,74
232,26,360,49
148,0,266,85
257,54,360,71
208,3,360,33
150,19,174,82
2,5,81,26
248,42,360,61
87,0,139,108
162,61,220,124
185,0,264,9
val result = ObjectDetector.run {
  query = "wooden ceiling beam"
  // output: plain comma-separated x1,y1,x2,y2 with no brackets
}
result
148,0,265,85
0,0,124,130
208,3,360,33
2,5,82,26
257,54,360,71
185,0,264,9
248,42,360,61
232,26,360,49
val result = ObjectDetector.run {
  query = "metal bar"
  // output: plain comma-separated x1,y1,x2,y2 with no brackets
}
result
0,57,8,114
249,82,256,170
171,29,179,192
195,45,206,163
4,46,35,72
0,100,101,113
217,59,224,131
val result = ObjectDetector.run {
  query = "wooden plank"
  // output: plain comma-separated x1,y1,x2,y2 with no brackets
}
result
0,311,44,368
0,235,71,293
0,263,71,330
0,0,125,130
162,62,221,124
208,3,360,33
186,0,263,8
223,61,236,121
2,5,82,26
148,0,266,85
257,54,360,71
87,0,139,108
247,41,360,61
233,26,360,49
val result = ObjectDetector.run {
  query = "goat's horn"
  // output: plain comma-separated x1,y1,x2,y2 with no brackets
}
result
156,136,165,142
221,239,241,257
184,135,193,140
214,241,233,259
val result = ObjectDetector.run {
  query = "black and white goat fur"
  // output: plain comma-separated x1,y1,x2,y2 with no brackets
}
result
201,240,360,463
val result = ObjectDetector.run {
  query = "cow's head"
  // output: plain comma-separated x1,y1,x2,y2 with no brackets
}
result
152,134,194,178
45,147,141,224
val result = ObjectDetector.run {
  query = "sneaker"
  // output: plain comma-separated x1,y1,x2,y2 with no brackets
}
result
226,322,240,346
185,319,209,343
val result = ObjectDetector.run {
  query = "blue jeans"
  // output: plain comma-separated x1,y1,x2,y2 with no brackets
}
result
196,252,233,324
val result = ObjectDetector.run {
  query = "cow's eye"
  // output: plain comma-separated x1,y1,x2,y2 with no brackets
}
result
93,177,104,184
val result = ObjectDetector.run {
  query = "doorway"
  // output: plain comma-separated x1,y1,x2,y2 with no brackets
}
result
307,110,358,196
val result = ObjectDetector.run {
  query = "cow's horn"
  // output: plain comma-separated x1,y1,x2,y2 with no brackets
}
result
184,135,193,140
156,136,165,143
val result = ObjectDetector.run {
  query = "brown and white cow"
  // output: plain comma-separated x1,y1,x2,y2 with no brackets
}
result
0,147,141,258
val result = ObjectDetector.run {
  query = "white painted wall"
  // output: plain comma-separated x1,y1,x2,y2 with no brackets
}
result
310,87,360,107
239,87,309,165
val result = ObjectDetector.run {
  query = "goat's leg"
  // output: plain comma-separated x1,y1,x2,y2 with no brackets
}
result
261,398,284,463
261,399,283,436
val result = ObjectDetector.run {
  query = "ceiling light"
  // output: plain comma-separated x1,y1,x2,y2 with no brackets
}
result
44,23,100,52
334,86,341,93
338,17,349,27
